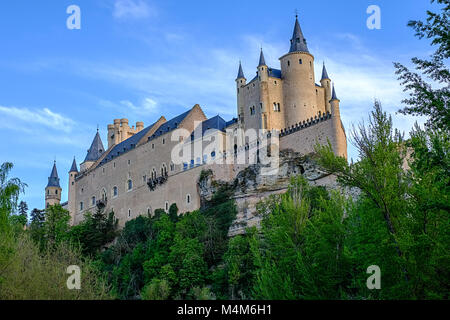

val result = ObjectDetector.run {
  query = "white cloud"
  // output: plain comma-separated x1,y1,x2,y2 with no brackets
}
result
113,0,155,20
0,106,75,133
120,97,158,114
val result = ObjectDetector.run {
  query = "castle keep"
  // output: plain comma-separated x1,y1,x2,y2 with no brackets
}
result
45,17,347,229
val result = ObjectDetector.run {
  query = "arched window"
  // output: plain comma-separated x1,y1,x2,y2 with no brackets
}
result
92,196,96,206
128,209,131,218
165,201,169,212
79,202,83,211
147,207,152,216
186,194,191,204
299,59,303,64
113,186,118,197
287,60,290,67
127,179,133,191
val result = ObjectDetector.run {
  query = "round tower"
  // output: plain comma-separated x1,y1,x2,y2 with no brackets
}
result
320,62,332,113
330,85,348,159
257,49,270,131
280,16,317,127
68,157,78,225
45,161,62,209
236,61,246,125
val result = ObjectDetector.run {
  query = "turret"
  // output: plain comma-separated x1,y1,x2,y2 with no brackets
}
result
236,61,246,124
280,15,317,127
45,161,62,209
68,158,78,225
329,85,348,159
80,130,105,172
136,121,144,132
257,49,268,82
320,62,332,113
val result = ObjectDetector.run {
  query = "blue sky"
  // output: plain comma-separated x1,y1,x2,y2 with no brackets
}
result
0,0,435,213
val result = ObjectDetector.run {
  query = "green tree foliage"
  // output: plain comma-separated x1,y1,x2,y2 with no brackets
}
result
42,204,71,251
394,0,449,130
29,208,45,247
0,235,114,300
315,101,450,299
252,176,350,299
0,162,26,234
17,201,28,220
69,207,118,256
0,162,114,300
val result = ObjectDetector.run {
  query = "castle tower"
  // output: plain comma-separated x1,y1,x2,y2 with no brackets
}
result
236,61,246,125
280,15,317,127
45,161,62,209
68,157,78,225
320,62,332,113
257,49,269,131
330,85,348,159
80,130,105,172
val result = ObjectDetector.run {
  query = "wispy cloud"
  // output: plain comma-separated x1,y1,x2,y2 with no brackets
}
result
113,0,156,20
0,106,75,133
120,97,158,114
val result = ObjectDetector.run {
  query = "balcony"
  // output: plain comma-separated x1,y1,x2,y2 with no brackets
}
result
147,172,168,191
96,198,107,209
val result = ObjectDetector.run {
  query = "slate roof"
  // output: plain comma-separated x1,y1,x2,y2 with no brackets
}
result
321,63,330,80
332,84,338,100
84,131,105,162
237,62,245,79
99,109,191,167
289,16,309,53
268,68,282,78
69,158,78,173
225,118,238,127
47,162,61,188
258,49,267,67
200,115,227,135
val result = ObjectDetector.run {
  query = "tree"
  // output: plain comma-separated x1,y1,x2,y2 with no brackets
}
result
69,207,118,256
43,204,71,251
0,162,26,233
315,101,409,273
168,203,179,223
29,208,45,248
17,201,28,220
394,0,449,130
252,176,350,299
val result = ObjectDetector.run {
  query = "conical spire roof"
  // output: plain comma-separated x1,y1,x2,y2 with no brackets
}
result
289,16,309,53
47,161,61,188
69,157,78,173
321,62,330,80
237,61,245,79
331,84,338,100
258,49,267,66
84,130,105,162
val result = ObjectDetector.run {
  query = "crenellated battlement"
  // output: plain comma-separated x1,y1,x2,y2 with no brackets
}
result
280,111,332,137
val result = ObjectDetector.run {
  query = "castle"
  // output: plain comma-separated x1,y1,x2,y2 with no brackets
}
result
45,16,347,229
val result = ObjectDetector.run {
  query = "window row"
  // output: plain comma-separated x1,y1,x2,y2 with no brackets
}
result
183,152,216,171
